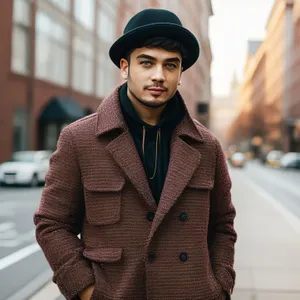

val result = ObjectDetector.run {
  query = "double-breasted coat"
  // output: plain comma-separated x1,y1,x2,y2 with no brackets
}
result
34,85,237,300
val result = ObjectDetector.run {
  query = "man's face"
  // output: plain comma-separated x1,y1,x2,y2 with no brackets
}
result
120,47,182,108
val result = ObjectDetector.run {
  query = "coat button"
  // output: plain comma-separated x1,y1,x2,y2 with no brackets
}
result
148,252,156,263
179,212,188,222
179,252,188,262
147,212,155,222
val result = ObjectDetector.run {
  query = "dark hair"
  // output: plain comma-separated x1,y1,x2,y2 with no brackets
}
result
124,37,188,64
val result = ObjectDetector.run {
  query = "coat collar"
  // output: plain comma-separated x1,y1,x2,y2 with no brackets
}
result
95,82,205,144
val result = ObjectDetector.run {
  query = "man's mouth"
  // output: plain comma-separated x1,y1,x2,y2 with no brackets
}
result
146,87,167,96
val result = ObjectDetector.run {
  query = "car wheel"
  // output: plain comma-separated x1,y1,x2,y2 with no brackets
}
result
30,174,39,188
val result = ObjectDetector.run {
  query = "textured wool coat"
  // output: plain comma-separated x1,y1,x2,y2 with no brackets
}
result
34,85,237,300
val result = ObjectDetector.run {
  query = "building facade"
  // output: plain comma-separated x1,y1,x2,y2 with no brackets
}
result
1,0,122,162
210,73,241,148
228,0,300,154
0,0,213,162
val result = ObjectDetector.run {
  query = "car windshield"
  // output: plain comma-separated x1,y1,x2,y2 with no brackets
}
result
9,152,37,162
268,151,282,159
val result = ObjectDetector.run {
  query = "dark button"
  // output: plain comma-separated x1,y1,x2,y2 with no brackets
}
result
148,252,156,263
179,252,188,262
179,212,188,222
147,212,155,222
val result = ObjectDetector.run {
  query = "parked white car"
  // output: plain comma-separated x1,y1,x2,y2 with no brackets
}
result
0,150,52,187
280,152,300,169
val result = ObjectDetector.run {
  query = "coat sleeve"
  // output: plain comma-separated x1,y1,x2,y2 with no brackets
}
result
34,127,95,300
208,138,237,297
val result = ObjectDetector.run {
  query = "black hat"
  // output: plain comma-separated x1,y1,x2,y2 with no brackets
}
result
109,8,200,71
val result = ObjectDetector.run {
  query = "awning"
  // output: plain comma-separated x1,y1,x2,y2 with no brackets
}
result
39,97,85,122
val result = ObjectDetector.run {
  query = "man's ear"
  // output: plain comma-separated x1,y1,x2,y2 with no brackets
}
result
178,70,182,85
120,58,129,80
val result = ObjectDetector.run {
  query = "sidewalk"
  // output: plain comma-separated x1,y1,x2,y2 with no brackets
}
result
30,168,300,300
231,168,300,300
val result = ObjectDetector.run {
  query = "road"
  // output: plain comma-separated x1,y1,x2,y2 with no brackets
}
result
0,187,50,300
0,161,299,300
240,161,300,219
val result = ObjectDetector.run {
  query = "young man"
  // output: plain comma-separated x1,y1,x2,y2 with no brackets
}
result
34,8,237,300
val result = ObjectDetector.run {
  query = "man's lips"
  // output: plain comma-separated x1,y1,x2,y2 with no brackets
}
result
147,88,167,96
147,88,167,91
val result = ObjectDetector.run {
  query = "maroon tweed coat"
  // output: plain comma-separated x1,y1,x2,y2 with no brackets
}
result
34,85,237,300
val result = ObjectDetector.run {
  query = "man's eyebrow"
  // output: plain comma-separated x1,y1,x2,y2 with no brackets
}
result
136,54,156,60
165,57,181,63
136,54,181,63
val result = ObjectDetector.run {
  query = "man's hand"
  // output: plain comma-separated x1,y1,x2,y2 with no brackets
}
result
78,284,95,300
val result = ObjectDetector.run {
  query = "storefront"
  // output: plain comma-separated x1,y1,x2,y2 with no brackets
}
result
38,96,90,151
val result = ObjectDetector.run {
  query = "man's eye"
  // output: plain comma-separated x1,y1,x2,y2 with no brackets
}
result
141,61,152,66
166,63,177,69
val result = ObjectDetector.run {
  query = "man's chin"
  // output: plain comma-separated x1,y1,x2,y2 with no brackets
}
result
140,98,167,108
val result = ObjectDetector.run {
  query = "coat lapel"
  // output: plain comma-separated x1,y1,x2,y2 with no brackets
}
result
147,116,203,246
106,131,156,211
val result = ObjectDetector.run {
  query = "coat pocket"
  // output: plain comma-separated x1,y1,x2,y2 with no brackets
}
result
83,247,123,263
84,248,123,300
83,178,125,225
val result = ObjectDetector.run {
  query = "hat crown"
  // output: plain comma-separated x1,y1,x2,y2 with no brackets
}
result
124,8,182,34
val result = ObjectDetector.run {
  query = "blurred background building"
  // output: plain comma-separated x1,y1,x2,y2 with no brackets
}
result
226,0,300,156
0,0,213,163
210,72,241,148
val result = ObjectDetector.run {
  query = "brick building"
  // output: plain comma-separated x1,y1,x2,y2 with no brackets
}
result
228,0,300,153
0,0,213,162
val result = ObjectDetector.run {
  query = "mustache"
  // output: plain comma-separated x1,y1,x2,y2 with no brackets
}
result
144,85,168,90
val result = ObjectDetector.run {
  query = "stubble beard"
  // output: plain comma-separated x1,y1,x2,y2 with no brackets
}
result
127,74,171,109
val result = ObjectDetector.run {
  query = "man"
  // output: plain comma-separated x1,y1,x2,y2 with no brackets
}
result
34,8,237,300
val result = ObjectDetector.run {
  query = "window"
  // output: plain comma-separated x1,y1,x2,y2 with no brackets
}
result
72,35,94,94
47,0,70,12
11,0,30,74
98,11,117,43
197,103,209,114
97,1,119,42
96,52,116,98
74,0,95,30
13,108,27,151
95,1,119,97
35,11,69,85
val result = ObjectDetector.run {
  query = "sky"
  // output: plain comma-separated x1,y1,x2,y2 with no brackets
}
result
209,0,275,97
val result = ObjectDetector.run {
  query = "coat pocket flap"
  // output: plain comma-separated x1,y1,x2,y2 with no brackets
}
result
83,248,123,263
187,178,214,190
83,177,126,192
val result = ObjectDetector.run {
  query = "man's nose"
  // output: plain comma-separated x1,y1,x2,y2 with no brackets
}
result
151,65,166,82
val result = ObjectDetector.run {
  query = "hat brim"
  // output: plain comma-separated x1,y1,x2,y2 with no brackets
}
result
109,23,200,71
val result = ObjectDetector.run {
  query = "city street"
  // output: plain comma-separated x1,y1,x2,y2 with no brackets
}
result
0,161,300,299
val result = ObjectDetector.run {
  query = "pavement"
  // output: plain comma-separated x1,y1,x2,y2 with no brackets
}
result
230,165,300,300
1,161,300,300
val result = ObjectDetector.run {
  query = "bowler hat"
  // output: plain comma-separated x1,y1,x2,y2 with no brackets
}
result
109,8,200,71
